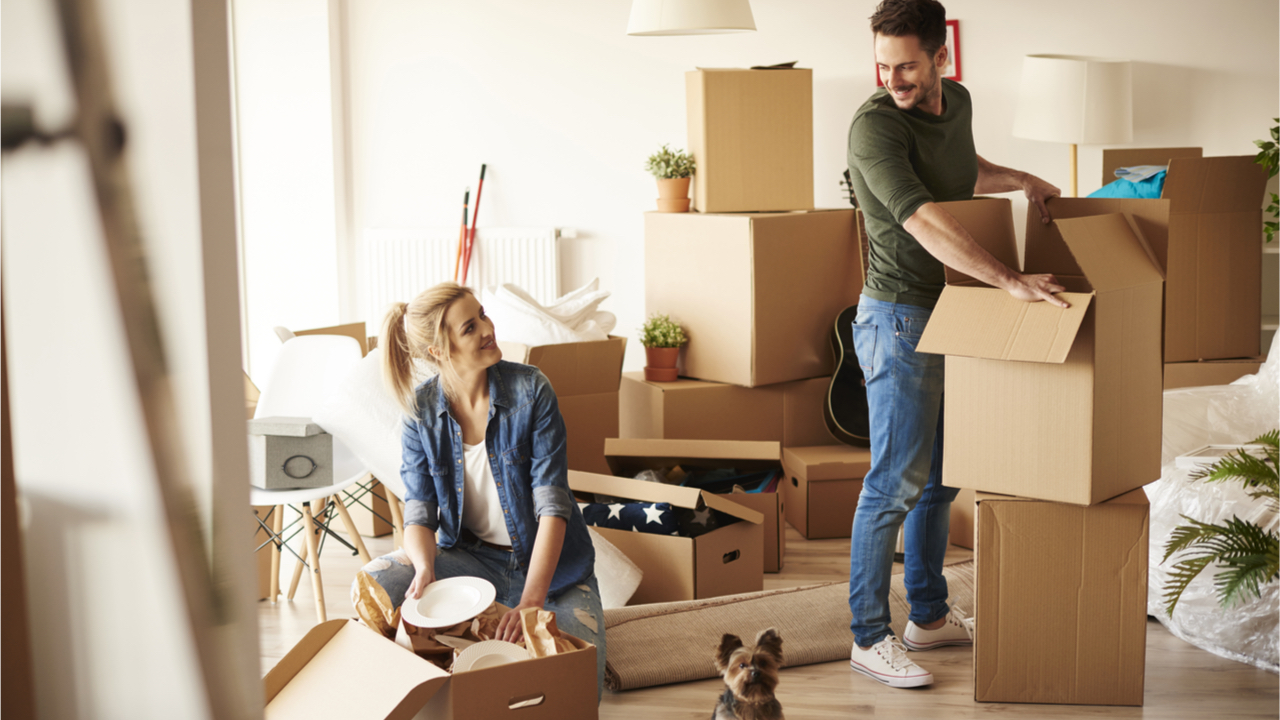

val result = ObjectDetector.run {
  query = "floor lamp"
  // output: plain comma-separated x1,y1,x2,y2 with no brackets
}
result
1012,55,1133,197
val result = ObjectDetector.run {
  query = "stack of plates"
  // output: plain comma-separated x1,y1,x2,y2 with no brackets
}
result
453,640,530,672
401,576,497,629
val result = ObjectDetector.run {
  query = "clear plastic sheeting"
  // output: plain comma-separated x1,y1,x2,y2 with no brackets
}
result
1147,333,1280,672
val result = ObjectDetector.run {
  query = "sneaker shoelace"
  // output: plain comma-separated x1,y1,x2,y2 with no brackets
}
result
879,637,916,671
950,607,976,639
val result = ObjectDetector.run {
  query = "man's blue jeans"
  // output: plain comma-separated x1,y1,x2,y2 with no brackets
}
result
848,294,958,648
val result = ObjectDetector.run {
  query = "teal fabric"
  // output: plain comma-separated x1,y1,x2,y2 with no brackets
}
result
1088,170,1166,199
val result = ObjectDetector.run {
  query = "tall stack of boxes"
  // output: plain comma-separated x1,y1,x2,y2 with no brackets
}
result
917,198,1165,706
619,66,873,582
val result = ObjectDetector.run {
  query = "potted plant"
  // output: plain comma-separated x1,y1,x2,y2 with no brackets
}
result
640,313,688,382
645,144,696,213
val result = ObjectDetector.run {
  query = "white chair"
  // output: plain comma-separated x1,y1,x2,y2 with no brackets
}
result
251,334,372,623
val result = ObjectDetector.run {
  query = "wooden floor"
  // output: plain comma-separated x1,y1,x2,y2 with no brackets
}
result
258,524,1279,718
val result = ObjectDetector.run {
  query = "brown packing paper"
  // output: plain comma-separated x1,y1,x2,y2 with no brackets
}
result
351,570,400,639
519,607,577,657
396,602,513,670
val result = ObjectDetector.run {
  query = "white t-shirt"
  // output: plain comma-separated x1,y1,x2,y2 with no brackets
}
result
461,441,512,546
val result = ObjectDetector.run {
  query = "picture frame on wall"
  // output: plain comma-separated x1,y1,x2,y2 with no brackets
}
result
875,19,962,85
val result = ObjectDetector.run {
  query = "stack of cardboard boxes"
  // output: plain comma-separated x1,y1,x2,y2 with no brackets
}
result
623,67,874,585
916,145,1268,704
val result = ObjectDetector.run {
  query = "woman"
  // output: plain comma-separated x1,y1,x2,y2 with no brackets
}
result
362,281,605,697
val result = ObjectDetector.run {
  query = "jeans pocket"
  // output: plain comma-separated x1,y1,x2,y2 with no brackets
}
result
851,322,877,374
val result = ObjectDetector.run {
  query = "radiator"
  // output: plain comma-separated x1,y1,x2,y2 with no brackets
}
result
359,227,561,326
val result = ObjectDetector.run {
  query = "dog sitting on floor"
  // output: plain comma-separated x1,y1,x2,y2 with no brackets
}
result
712,627,785,720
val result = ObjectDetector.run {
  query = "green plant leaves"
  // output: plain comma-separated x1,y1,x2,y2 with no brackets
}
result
1257,119,1278,242
1162,429,1280,615
644,144,695,180
640,313,688,348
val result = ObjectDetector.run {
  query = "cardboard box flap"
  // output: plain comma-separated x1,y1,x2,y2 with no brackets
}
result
568,469,763,524
916,286,1093,363
1101,147,1202,184
976,487,1148,507
1162,155,1270,214
605,437,780,464
265,619,449,720
936,198,1019,285
782,445,873,481
497,336,626,397
1055,213,1165,291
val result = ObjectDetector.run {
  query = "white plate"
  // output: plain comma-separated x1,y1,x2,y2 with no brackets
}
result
401,576,497,629
453,640,530,673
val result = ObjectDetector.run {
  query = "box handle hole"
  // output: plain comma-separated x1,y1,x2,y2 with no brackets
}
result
722,550,740,564
508,694,546,710
791,477,798,487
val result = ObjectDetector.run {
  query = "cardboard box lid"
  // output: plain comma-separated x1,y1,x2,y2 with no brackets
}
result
249,416,324,437
936,198,1020,286
1163,155,1270,214
782,445,873,481
265,619,448,720
604,437,781,480
918,210,1162,364
568,469,763,524
498,335,626,397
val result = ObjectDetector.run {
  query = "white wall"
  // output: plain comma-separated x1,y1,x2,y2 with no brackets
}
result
2,0,259,717
333,0,1278,371
234,0,1279,374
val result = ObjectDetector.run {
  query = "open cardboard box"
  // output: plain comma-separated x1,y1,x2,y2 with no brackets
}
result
605,437,784,572
619,373,836,448
918,199,1164,505
974,489,1148,706
265,619,598,720
686,67,813,213
499,336,626,475
1026,148,1268,362
569,447,765,601
645,209,863,387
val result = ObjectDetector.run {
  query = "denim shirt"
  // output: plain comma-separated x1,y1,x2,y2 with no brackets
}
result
399,360,595,598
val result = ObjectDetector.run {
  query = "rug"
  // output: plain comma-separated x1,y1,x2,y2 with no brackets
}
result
602,560,975,691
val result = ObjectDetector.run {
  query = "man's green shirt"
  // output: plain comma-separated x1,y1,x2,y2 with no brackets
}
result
847,78,978,309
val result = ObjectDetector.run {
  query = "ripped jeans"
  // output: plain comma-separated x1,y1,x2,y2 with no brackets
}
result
357,537,607,699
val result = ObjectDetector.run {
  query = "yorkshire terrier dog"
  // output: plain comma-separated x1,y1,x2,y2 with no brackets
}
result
712,627,785,720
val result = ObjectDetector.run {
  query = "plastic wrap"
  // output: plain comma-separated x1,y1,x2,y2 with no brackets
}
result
1146,333,1279,672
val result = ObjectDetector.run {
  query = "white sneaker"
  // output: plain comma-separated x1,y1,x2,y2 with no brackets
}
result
902,607,975,651
849,636,934,688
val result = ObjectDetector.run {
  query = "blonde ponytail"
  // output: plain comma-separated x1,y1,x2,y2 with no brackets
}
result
379,282,475,416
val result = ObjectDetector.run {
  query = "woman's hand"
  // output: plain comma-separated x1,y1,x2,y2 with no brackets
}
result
496,600,543,643
404,564,435,603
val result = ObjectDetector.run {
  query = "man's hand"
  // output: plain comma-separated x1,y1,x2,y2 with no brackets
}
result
1023,174,1061,225
1008,273,1069,308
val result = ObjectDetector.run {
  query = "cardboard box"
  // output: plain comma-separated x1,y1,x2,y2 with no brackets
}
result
1164,357,1265,389
949,487,975,550
264,619,598,719
974,490,1148,706
645,210,862,387
781,445,870,539
604,437,783,573
686,67,813,213
918,199,1164,505
1027,148,1268,362
499,336,627,475
619,373,836,448
570,463,765,602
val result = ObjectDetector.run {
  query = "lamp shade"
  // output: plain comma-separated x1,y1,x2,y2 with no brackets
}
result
626,0,756,36
1012,55,1132,145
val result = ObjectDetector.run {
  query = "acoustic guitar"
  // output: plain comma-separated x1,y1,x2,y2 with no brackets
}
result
824,171,872,447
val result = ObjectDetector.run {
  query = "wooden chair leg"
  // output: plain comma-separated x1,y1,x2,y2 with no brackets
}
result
301,501,326,623
269,504,283,603
387,493,404,550
331,494,372,564
286,504,304,601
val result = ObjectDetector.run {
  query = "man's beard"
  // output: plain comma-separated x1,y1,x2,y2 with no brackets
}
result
890,64,941,111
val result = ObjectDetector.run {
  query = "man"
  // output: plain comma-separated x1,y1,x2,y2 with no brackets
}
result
845,0,1068,689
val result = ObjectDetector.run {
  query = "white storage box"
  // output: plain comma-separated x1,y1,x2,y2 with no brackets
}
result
248,416,333,490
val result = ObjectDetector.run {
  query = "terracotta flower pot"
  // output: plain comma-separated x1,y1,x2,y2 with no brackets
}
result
655,177,691,213
644,346,680,382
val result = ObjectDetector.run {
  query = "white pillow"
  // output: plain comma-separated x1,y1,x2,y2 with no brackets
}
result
588,527,643,609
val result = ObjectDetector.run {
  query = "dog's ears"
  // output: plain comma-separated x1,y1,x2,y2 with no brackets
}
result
715,634,744,672
755,627,783,665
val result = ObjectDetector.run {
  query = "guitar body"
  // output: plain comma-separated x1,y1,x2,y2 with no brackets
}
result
824,304,871,447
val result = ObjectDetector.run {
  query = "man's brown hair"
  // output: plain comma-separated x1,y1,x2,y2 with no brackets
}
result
870,0,948,58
